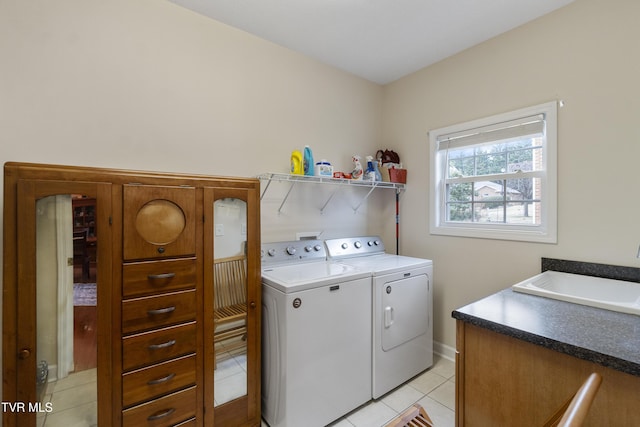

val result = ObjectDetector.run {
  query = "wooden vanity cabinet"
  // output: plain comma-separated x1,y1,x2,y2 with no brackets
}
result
3,163,261,427
455,321,640,426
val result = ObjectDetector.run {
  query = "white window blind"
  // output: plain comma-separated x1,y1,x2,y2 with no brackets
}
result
436,114,545,151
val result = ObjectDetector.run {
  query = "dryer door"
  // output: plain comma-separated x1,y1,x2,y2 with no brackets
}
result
380,274,429,351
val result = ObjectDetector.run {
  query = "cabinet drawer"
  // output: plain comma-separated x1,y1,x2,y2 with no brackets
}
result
122,354,196,408
122,386,196,427
123,289,197,334
123,258,196,298
123,322,196,371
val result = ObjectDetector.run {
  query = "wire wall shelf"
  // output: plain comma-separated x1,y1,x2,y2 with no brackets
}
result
257,172,405,214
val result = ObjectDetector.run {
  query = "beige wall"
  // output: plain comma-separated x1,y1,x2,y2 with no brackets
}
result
0,0,392,255
382,0,640,350
0,0,383,177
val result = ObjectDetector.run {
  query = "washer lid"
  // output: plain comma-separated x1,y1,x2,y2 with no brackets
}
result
262,261,369,293
336,254,432,276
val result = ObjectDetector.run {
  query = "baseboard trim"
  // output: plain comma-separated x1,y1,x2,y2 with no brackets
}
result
433,341,456,362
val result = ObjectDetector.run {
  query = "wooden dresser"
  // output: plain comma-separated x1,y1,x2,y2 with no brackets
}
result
3,163,261,427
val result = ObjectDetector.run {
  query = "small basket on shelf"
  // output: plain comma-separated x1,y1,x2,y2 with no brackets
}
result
388,168,407,184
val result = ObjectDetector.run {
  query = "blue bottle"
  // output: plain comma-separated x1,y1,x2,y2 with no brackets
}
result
303,146,314,176
365,156,382,181
372,159,382,181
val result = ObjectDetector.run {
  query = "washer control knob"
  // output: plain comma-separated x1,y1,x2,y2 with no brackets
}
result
354,241,362,249
367,240,374,246
304,246,313,252
374,240,381,246
286,246,297,255
268,248,276,257
341,243,348,250
314,244,322,251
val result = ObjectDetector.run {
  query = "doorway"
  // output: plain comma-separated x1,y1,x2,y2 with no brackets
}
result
71,195,97,372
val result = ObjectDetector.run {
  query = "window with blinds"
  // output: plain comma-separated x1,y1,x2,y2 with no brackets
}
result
429,101,558,243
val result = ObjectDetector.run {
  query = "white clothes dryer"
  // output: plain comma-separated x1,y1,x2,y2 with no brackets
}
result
325,236,433,399
261,240,372,427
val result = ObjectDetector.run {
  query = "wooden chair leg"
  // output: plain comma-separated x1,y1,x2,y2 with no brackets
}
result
385,404,433,427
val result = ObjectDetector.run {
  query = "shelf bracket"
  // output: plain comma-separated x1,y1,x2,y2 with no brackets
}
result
352,183,378,213
260,175,273,201
277,181,296,214
320,187,341,215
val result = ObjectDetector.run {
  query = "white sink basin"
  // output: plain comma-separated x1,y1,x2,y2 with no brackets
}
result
512,270,640,315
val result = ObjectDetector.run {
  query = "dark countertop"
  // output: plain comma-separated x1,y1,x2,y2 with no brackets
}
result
452,258,640,377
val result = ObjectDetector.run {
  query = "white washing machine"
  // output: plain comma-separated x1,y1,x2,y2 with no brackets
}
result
261,240,372,427
325,236,433,399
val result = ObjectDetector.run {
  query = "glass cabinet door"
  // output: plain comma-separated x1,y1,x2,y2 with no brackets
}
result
203,187,260,427
13,180,112,427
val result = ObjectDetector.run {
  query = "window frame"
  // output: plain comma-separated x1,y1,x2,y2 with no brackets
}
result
429,101,558,243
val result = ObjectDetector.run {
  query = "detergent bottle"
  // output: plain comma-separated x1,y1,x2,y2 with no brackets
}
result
364,157,374,181
365,156,378,181
303,146,314,176
290,150,303,175
372,158,382,181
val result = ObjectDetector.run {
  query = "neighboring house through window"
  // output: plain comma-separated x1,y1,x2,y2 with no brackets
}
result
429,101,558,243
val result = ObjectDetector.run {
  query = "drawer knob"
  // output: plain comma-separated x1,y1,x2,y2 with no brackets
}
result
147,408,175,421
147,372,176,385
147,306,176,316
148,339,176,350
18,348,31,359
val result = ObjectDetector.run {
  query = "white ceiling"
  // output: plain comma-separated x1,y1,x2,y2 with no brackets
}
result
168,0,574,85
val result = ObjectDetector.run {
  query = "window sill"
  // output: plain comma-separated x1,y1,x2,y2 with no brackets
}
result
430,223,557,244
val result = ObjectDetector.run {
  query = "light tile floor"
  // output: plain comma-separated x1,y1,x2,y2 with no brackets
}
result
38,353,453,426
214,348,248,406
262,354,456,427
37,368,97,427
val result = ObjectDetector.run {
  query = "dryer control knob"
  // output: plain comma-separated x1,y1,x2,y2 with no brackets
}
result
341,243,348,250
286,246,297,255
374,240,381,246
268,248,276,257
304,246,313,252
354,241,362,249
314,244,322,251
367,240,374,246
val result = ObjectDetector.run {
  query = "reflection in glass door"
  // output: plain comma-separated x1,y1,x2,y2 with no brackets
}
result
32,192,100,426
213,197,248,407
203,184,259,427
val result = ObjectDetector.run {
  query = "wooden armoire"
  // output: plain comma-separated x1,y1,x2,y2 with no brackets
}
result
2,162,261,426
